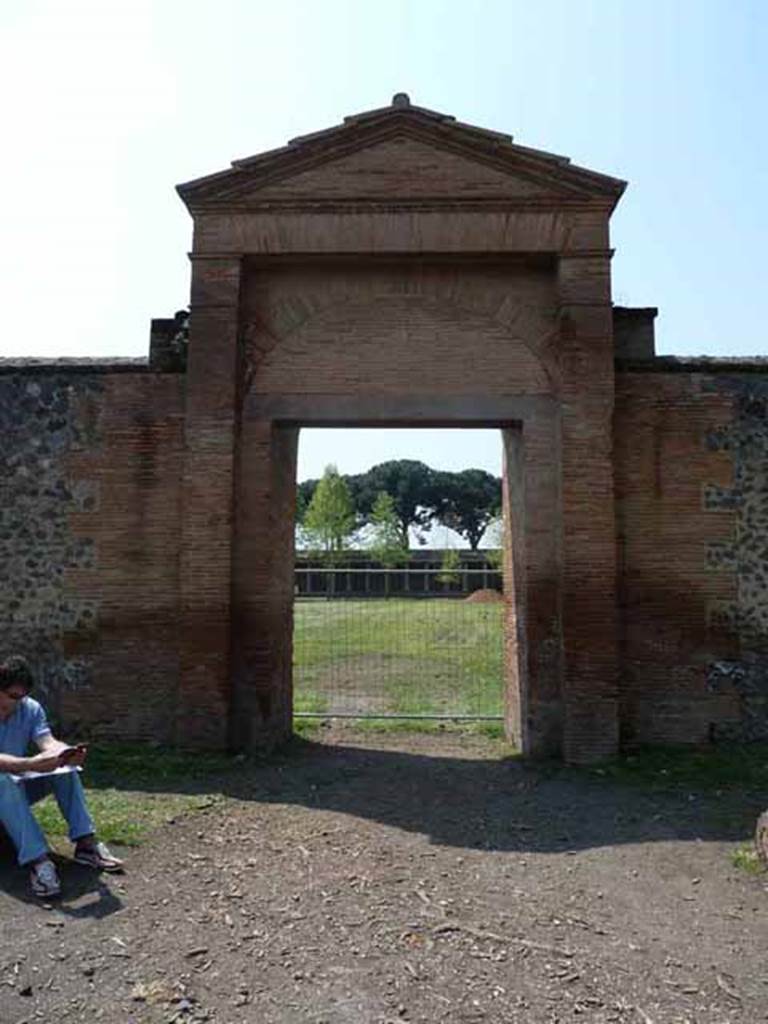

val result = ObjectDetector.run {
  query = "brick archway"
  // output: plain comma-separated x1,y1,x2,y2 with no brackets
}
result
175,97,624,763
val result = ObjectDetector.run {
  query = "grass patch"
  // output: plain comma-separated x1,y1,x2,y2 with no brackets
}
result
34,789,200,849
82,743,236,787
293,689,329,715
33,744,241,850
292,718,325,739
348,717,506,738
579,744,768,866
583,743,768,793
293,598,503,718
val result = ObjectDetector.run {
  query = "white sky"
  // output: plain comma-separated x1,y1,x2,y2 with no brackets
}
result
1,1,765,488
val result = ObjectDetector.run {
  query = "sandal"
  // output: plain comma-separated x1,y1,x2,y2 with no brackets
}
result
73,840,124,873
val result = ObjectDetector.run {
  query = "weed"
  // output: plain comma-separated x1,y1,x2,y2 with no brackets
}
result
731,842,765,875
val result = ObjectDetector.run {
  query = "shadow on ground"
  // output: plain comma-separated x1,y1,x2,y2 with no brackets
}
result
15,732,758,857
0,829,124,916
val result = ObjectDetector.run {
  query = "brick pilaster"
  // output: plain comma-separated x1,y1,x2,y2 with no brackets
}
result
176,256,243,747
230,420,298,750
558,254,620,763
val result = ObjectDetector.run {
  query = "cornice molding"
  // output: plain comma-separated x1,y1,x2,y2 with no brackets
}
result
616,356,768,375
190,196,616,215
186,250,613,263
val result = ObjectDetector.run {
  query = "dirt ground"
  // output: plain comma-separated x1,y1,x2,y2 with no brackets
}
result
1,729,766,1024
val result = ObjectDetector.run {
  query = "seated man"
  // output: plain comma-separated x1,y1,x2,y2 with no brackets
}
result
0,655,123,898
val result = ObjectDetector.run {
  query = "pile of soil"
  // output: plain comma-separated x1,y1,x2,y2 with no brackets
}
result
1,729,766,1023
464,588,504,603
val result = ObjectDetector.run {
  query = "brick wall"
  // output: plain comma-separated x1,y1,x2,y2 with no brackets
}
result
615,366,768,744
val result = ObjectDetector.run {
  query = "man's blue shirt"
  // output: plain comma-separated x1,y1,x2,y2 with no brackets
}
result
0,697,52,757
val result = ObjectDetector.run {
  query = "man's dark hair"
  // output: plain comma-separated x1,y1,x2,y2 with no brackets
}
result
0,655,34,693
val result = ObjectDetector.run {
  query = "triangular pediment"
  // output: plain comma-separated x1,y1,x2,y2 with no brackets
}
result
236,135,547,201
178,96,625,211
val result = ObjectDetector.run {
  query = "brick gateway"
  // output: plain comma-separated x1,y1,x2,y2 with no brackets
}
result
2,96,766,762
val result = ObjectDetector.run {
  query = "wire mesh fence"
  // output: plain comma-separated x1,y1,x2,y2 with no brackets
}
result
295,561,503,598
293,568,505,720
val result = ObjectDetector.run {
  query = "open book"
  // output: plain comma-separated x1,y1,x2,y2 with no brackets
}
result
10,764,82,784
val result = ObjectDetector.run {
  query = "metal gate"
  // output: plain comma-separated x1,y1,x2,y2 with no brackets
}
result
292,568,504,720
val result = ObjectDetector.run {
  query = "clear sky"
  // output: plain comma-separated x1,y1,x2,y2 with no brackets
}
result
1,0,766,486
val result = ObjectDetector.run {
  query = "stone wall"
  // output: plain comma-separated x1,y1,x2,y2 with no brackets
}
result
703,371,768,740
3,350,767,752
614,361,768,744
4,341,767,754
0,368,104,720
0,363,185,741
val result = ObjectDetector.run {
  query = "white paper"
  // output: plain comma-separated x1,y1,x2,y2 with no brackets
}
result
10,764,82,784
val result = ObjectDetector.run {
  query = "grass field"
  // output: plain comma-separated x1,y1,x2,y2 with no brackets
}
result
292,597,504,719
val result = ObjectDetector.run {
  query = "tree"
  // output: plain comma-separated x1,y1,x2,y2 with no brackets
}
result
436,547,461,589
434,469,502,550
296,478,318,524
301,465,357,564
295,484,308,529
368,491,409,568
352,460,439,546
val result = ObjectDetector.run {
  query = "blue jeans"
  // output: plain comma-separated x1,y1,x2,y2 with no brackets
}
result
0,771,95,865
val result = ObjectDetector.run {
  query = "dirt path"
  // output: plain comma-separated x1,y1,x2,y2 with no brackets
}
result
1,731,766,1023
